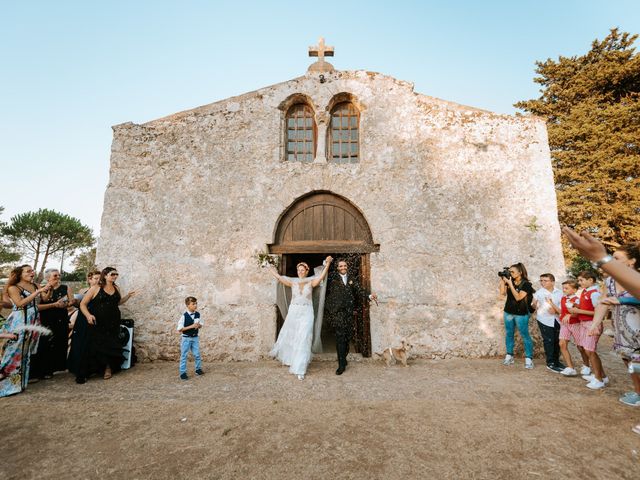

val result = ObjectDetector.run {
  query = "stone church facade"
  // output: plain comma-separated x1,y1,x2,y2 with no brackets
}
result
97,40,565,362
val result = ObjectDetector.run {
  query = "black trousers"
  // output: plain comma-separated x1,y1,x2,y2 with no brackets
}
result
331,309,353,367
537,320,561,367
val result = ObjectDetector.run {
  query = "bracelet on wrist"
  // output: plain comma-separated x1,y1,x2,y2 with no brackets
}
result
591,254,614,269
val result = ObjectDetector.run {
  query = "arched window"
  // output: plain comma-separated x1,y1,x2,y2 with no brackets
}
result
286,104,316,162
328,102,359,163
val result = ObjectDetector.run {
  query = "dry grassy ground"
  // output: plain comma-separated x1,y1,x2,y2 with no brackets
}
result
1,337,639,480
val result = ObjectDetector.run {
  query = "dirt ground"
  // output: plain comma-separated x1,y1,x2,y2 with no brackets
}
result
1,337,639,480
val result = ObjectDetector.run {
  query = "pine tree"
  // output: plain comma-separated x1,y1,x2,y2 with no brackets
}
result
516,29,640,258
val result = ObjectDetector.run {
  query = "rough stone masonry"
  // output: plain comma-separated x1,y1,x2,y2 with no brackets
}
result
97,47,564,362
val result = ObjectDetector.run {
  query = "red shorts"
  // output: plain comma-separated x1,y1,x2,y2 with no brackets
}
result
579,321,602,352
559,322,582,345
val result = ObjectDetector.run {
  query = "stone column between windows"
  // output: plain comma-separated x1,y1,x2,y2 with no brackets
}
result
313,112,329,164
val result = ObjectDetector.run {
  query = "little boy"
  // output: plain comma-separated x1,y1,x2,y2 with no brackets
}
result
177,296,204,380
548,279,590,376
533,273,564,372
569,271,608,389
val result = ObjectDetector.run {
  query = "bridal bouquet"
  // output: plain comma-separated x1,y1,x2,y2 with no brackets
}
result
254,250,280,269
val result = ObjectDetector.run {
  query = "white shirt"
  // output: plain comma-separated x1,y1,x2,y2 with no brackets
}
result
534,287,563,327
339,273,348,285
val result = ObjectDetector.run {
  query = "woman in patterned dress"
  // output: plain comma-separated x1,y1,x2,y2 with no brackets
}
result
0,265,53,397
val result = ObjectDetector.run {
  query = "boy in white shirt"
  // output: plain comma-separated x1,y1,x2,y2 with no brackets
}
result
176,296,204,380
533,273,564,372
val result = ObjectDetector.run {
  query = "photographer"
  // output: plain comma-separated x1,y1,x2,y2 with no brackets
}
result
499,263,535,369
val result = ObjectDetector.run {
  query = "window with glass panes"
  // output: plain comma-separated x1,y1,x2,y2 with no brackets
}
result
286,104,316,162
329,102,359,163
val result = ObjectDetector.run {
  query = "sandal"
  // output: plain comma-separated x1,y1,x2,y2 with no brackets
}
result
103,367,112,380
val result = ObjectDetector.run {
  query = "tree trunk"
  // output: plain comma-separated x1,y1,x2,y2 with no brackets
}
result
32,238,42,273
38,242,52,283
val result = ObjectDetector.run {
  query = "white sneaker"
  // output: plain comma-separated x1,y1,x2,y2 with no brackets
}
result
586,378,606,390
560,367,577,376
582,374,609,384
502,354,514,366
580,366,591,375
525,358,534,369
297,375,305,380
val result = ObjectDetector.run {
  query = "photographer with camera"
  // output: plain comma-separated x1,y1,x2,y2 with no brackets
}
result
499,263,535,369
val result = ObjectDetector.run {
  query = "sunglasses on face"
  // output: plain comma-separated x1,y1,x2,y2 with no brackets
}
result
109,273,119,277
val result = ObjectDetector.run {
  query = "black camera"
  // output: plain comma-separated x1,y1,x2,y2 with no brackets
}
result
498,267,511,279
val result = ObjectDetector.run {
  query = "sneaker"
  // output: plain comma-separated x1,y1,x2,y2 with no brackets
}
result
560,367,577,376
580,366,591,376
502,355,514,366
621,391,638,399
619,392,640,406
546,365,564,373
525,358,534,369
586,378,606,390
180,373,188,380
195,369,204,376
582,374,609,384
297,374,305,380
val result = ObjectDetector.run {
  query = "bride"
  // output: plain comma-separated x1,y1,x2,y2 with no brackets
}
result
267,256,333,380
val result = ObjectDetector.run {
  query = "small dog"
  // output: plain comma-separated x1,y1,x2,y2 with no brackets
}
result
380,339,412,367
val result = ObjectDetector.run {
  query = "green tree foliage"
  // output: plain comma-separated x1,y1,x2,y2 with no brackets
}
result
515,29,640,258
0,207,20,266
567,255,598,280
71,247,97,280
2,209,94,281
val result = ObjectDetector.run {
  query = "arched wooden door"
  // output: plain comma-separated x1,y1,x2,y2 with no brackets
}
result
269,191,379,356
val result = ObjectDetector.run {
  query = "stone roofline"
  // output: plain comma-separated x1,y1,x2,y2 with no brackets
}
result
111,70,544,131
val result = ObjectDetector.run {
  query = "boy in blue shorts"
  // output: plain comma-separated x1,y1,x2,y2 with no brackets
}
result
177,296,203,380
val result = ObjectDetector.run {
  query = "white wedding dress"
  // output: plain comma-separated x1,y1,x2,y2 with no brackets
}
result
270,280,315,376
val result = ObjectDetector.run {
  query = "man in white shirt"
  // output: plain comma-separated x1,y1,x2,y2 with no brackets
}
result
533,273,564,373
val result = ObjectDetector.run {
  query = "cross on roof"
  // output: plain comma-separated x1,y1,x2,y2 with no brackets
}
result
309,37,334,61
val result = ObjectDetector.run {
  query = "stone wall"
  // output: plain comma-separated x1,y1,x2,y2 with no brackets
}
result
97,70,565,362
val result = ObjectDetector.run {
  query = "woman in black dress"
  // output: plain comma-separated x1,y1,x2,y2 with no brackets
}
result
67,270,101,384
30,269,72,379
79,267,136,381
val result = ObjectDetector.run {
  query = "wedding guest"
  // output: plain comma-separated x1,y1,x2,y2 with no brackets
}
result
532,273,564,372
499,263,535,369
30,269,72,379
0,265,53,396
586,243,640,406
562,227,640,435
569,271,608,389
177,296,204,380
548,279,591,377
79,267,136,380
68,270,101,384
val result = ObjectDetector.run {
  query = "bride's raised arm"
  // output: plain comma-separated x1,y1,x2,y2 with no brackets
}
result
266,266,293,287
311,256,333,288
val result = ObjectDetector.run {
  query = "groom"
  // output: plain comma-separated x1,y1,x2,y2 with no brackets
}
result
325,259,377,375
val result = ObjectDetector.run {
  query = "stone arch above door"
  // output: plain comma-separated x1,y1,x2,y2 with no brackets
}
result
269,191,379,254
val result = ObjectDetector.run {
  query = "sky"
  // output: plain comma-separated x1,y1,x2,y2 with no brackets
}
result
1,0,639,255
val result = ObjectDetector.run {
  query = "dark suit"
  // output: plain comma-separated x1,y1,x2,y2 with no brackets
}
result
325,274,369,369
